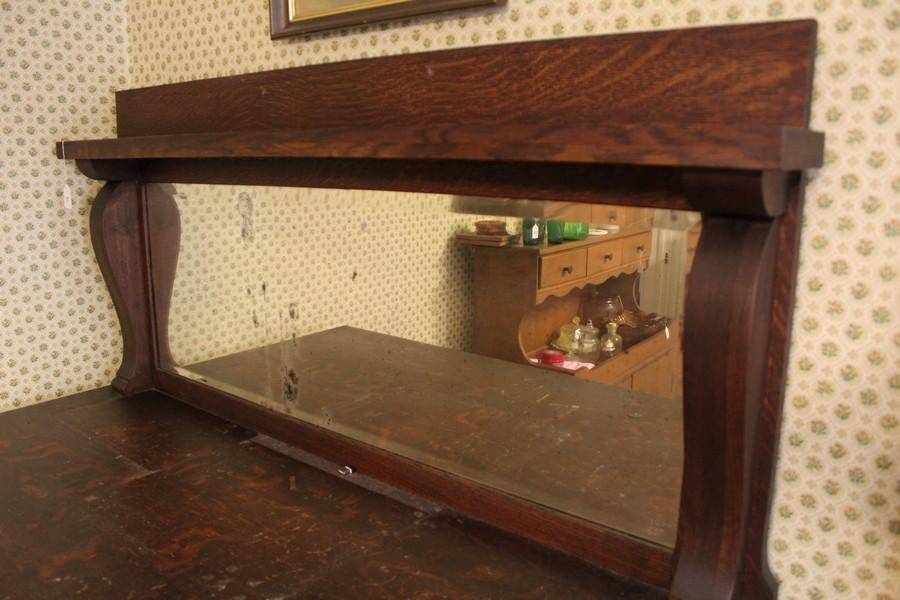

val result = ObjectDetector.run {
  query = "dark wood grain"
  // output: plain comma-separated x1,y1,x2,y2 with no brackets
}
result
670,217,778,600
56,124,823,170
89,181,155,395
74,158,139,181
270,0,506,38
0,388,664,599
739,177,807,597
682,170,790,217
472,246,539,362
144,184,181,371
159,342,677,586
117,21,817,136
94,158,789,219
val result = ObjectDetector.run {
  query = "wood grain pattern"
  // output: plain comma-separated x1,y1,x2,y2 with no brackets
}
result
739,177,807,597
144,184,181,371
157,354,678,588
89,181,155,395
56,124,823,170
670,217,779,600
71,157,808,219
116,21,817,136
135,157,718,214
472,246,539,362
0,387,664,599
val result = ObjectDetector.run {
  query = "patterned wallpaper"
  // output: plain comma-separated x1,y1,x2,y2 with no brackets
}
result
166,185,493,366
0,0,894,597
0,1,129,410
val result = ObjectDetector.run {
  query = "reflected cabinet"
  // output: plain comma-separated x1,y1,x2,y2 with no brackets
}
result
467,203,691,399
59,20,823,599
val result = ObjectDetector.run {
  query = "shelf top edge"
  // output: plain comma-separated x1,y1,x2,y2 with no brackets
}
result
57,122,824,171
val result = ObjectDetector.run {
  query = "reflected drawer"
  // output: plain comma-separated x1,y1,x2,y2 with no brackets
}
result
540,249,587,288
622,232,652,264
587,239,623,275
591,205,651,227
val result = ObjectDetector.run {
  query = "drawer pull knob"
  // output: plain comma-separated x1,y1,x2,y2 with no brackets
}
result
562,265,573,275
604,254,614,262
636,245,646,253
338,465,356,476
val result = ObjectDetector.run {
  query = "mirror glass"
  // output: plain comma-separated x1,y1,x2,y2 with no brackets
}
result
156,184,700,548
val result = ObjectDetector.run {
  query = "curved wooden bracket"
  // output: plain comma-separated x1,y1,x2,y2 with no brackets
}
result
671,216,779,599
739,179,806,598
89,180,180,394
145,184,181,369
683,170,788,218
90,181,154,394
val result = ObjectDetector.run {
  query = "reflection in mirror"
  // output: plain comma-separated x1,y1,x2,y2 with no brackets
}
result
160,184,699,549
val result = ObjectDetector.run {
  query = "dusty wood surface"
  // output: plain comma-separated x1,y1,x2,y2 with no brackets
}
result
0,387,665,599
185,327,683,548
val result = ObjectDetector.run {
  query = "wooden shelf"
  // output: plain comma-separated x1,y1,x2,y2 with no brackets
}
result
58,122,823,171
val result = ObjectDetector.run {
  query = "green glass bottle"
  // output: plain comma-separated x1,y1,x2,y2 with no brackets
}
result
522,217,545,245
547,220,565,244
563,221,589,240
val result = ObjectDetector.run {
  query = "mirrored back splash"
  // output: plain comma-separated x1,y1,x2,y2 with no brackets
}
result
162,184,698,547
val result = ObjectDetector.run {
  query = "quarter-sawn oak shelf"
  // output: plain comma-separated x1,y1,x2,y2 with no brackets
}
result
58,123,822,170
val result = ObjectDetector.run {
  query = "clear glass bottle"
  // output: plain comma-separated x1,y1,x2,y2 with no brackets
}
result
600,322,623,355
555,316,581,355
578,319,600,353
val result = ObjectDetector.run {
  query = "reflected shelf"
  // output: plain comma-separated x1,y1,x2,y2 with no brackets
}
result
177,326,683,548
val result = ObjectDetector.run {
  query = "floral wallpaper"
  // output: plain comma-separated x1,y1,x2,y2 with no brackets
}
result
0,0,896,597
165,185,492,366
0,1,129,410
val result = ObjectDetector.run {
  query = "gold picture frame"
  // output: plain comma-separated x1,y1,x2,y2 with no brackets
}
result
270,0,506,38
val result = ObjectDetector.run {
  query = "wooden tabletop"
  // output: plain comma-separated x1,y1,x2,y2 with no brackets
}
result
0,387,665,599
187,326,683,548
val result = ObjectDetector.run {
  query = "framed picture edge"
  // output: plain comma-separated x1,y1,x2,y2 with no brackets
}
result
270,0,507,39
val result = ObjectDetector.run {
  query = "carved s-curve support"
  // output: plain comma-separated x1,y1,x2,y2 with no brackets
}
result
144,184,181,370
670,215,779,600
739,179,807,597
89,181,155,395
87,175,181,394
